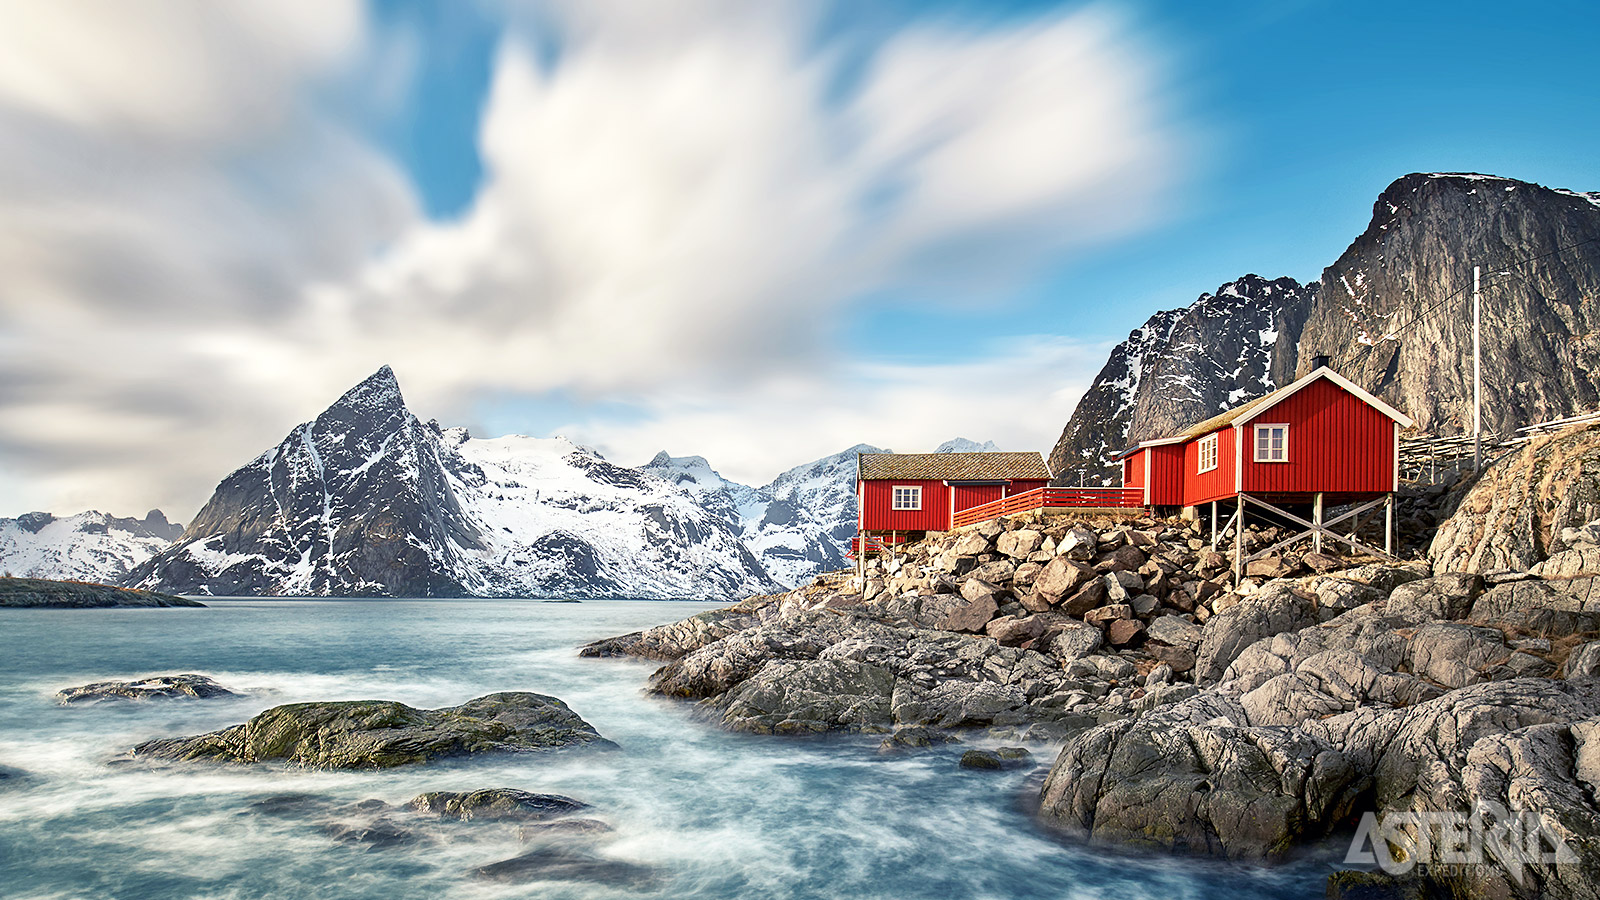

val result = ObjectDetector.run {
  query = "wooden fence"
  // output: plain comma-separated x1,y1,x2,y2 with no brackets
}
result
950,486,1145,529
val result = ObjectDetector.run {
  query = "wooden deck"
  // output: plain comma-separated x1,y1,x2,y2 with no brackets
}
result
950,486,1145,528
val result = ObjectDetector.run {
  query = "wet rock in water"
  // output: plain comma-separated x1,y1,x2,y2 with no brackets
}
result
518,819,614,841
320,817,419,850
878,726,959,752
1324,870,1441,900
473,846,658,887
247,793,335,817
714,659,895,734
0,764,26,785
960,747,1033,770
57,674,238,704
578,602,767,660
408,789,589,822
133,692,615,768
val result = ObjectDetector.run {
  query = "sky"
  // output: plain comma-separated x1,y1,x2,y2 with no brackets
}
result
1,0,1597,520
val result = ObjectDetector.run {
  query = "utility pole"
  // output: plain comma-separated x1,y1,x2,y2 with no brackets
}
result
1473,265,1482,471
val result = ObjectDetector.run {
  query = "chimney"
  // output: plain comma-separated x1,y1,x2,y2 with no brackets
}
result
1312,353,1332,371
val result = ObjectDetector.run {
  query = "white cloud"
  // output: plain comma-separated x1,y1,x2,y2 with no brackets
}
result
0,0,1184,517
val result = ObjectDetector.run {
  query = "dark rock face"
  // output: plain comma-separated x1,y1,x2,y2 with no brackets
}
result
1297,173,1600,435
1048,275,1315,485
57,674,237,703
132,691,615,768
0,577,203,608
126,367,482,598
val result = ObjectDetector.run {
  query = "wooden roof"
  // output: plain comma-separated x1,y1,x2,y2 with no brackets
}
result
857,452,1051,482
1115,366,1415,458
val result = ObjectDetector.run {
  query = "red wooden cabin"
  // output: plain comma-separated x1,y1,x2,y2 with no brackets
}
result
1116,365,1414,571
856,452,1051,539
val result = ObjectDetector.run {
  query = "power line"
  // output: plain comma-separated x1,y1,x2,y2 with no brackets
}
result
1333,235,1600,373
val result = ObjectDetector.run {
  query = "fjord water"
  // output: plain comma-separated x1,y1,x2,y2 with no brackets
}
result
0,600,1324,899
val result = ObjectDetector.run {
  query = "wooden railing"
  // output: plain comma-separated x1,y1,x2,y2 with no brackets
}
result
950,486,1145,528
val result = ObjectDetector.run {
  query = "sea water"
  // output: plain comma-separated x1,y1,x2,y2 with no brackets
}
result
0,599,1331,899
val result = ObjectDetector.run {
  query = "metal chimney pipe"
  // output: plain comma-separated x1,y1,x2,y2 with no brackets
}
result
1312,353,1332,371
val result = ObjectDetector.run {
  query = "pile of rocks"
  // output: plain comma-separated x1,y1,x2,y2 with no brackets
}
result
586,493,1600,899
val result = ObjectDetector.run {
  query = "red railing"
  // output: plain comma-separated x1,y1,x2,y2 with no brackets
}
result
950,486,1145,528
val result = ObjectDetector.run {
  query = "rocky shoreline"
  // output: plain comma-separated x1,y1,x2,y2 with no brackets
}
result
583,426,1600,900
0,576,204,608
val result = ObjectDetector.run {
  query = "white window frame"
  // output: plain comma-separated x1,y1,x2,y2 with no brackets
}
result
1254,423,1290,462
1197,433,1218,474
891,485,922,511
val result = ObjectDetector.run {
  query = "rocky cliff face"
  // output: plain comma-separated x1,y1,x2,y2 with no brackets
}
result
1047,275,1315,484
1296,173,1600,436
0,509,182,583
126,367,783,599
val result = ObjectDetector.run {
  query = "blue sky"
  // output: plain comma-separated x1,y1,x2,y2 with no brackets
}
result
0,0,1596,516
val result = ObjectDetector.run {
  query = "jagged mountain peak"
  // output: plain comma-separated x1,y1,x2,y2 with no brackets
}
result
935,438,999,454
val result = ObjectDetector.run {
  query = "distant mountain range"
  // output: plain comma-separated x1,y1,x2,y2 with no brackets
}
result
0,510,182,583
1049,172,1600,483
4,365,992,598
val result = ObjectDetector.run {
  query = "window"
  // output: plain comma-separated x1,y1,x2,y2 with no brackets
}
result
1255,424,1289,462
891,485,922,510
1197,434,1218,473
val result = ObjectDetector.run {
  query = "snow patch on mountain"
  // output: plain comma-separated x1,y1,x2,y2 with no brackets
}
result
1,510,182,583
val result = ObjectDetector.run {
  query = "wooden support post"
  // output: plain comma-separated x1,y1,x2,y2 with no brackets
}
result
1234,496,1245,582
1211,501,1218,549
1385,494,1394,556
1313,493,1324,554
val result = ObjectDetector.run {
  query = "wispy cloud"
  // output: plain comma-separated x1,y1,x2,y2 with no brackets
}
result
0,0,1183,515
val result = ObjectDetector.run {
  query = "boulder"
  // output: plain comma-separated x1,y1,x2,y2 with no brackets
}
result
997,529,1044,560
1567,641,1600,679
935,587,1000,633
1406,623,1512,689
1084,604,1132,627
878,726,959,752
408,789,589,822
984,615,1046,646
1033,558,1095,604
969,560,1017,585
714,659,895,734
133,692,615,768
1045,623,1103,662
1384,573,1483,622
1194,583,1318,684
951,532,992,556
57,674,238,704
1105,619,1145,647
1056,527,1098,560
1533,546,1600,579
1147,615,1202,650
1038,695,1362,859
579,603,764,660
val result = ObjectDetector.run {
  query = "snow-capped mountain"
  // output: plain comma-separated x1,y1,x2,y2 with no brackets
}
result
126,367,782,600
0,509,182,583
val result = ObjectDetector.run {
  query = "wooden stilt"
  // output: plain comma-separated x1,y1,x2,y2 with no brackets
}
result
1211,501,1218,549
1385,494,1394,556
1313,493,1324,554
1234,496,1245,582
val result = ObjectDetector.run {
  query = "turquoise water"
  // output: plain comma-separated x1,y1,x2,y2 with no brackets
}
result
0,599,1328,899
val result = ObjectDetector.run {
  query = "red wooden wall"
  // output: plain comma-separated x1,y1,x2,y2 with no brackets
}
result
1183,426,1238,506
1147,445,1186,506
1240,378,1395,495
1123,452,1144,490
950,484,1003,517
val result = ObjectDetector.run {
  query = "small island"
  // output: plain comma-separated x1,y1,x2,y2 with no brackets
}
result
0,577,205,609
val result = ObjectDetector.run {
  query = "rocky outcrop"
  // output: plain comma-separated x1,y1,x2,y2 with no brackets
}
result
133,692,614,768
1048,275,1315,485
1432,424,1600,574
0,577,203,608
57,674,237,703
